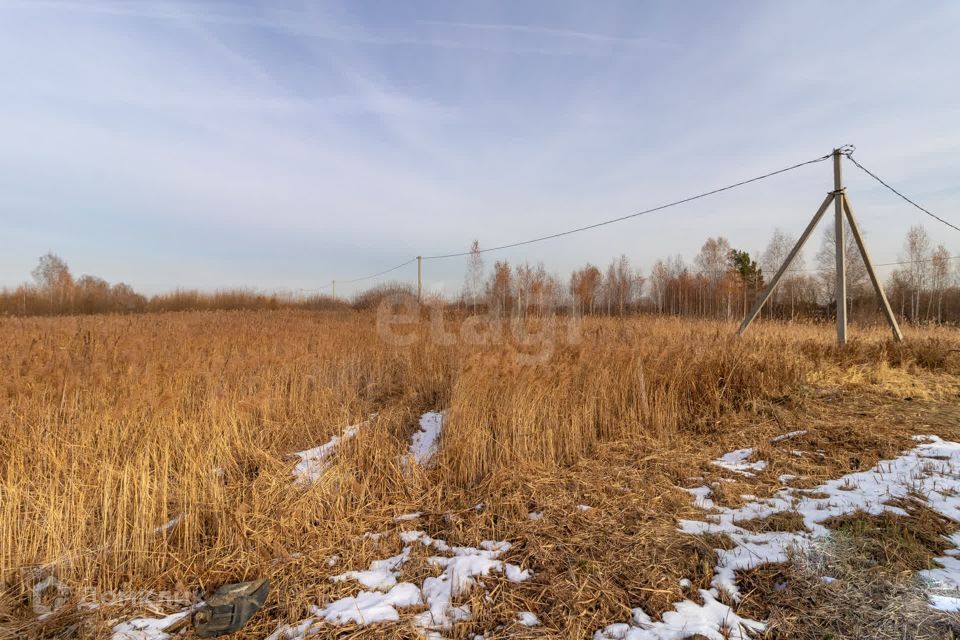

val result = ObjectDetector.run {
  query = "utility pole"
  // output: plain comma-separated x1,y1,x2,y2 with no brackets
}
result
331,280,335,299
833,149,847,345
417,256,422,302
738,146,903,344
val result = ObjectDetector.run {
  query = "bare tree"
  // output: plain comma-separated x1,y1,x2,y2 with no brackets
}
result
31,253,74,313
815,223,868,309
75,275,110,314
463,240,485,312
111,283,147,312
521,262,555,317
695,237,733,317
633,268,646,309
569,264,602,315
514,262,541,318
486,260,512,319
761,228,806,317
931,244,950,323
603,254,639,315
650,260,669,314
903,225,931,321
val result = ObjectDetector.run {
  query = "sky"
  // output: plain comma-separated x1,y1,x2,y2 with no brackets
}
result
1,0,958,297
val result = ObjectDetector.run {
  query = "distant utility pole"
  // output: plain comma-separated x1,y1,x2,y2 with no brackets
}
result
417,256,422,302
331,280,336,299
738,147,902,345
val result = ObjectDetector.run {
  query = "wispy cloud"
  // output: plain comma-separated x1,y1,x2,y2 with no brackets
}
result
0,0,957,295
417,19,670,48
1,0,661,58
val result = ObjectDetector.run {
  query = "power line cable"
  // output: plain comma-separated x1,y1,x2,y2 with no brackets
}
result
875,255,960,267
335,257,418,285
798,254,960,274
312,149,957,289
421,152,834,259
845,153,960,233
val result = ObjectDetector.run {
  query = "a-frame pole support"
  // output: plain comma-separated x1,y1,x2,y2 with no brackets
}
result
737,192,834,336
738,147,905,345
841,194,904,342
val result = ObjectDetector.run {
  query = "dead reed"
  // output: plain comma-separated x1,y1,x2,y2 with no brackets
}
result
1,310,958,638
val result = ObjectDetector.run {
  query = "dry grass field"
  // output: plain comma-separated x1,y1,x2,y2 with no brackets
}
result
3,310,960,639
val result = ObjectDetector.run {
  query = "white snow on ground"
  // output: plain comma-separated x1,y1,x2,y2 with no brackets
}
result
683,486,715,510
267,530,532,639
710,448,767,476
595,589,764,640
922,531,960,590
770,430,807,443
117,430,960,640
152,515,182,534
517,611,540,626
291,423,362,483
684,436,960,601
921,529,960,610
112,605,202,640
597,435,960,640
395,512,422,521
929,594,960,612
319,583,423,624
409,411,446,466
331,549,410,590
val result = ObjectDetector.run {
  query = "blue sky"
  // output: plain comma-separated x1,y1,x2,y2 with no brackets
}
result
1,0,958,296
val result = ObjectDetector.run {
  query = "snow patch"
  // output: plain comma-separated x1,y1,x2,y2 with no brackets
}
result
269,530,531,638
711,448,767,476
600,436,960,639
316,582,422,625
929,594,960,612
594,589,764,640
331,549,410,590
395,512,422,522
517,611,540,626
683,486,715,510
152,515,182,534
409,411,446,466
291,420,366,483
684,436,960,601
770,430,807,443
112,605,203,640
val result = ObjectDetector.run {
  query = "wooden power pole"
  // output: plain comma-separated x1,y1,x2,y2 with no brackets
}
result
417,256,422,302
331,280,335,299
738,147,903,344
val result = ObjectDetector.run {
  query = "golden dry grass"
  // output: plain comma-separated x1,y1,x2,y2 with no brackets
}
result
1,310,959,639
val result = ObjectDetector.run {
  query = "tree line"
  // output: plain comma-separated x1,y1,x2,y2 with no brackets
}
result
458,223,958,324
2,222,957,323
0,254,345,316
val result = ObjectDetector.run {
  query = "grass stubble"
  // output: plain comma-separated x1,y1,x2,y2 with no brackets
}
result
1,310,960,639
